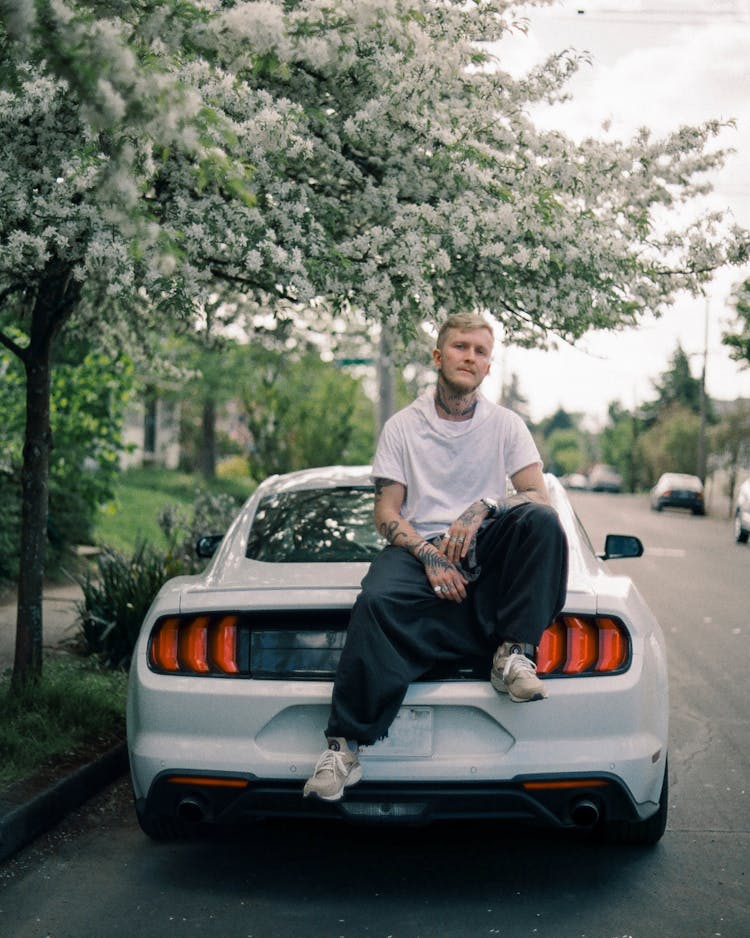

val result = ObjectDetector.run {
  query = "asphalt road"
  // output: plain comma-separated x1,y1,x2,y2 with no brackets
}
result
1,492,748,938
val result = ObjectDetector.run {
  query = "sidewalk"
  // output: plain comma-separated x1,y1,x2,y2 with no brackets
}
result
0,580,84,674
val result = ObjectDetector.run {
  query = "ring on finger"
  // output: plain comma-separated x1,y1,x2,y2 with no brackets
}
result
433,585,442,594
440,584,450,593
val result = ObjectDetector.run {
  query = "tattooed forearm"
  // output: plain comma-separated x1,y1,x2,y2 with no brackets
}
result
415,542,454,572
379,519,405,545
378,519,424,553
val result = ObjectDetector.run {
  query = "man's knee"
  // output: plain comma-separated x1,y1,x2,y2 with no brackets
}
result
519,501,564,540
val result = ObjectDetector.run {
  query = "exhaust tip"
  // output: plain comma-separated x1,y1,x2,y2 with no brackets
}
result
176,797,208,824
570,798,600,828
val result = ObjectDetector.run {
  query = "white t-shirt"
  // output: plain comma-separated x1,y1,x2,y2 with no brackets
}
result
372,388,542,540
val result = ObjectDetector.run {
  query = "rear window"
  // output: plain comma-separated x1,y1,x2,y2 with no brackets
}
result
245,486,386,562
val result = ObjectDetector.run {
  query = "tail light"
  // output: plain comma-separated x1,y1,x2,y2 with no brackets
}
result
150,614,240,674
148,612,629,679
536,614,629,675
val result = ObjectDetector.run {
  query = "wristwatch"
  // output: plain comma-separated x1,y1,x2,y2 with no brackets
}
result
480,497,500,518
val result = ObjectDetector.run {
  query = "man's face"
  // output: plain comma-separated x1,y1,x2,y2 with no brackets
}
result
433,327,493,392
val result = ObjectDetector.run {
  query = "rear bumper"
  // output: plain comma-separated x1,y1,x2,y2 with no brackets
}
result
135,769,655,830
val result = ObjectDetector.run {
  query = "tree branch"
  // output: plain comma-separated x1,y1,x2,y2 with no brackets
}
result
0,327,28,362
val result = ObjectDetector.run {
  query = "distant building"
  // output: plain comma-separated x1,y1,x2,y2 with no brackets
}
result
122,387,180,469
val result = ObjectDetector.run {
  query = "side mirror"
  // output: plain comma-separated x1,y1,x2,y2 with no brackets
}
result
600,533,644,561
195,534,224,559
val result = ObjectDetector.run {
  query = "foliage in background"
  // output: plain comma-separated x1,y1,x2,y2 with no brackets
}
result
239,344,375,480
534,408,594,478
80,478,245,668
0,337,134,584
158,489,241,575
724,277,750,368
709,404,750,510
641,344,712,423
0,656,127,789
94,466,250,554
639,406,702,482
77,542,174,670
599,403,648,494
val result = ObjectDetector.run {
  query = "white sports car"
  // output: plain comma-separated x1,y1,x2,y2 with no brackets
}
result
127,466,669,844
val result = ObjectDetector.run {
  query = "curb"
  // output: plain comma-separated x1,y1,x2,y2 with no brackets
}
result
0,742,128,864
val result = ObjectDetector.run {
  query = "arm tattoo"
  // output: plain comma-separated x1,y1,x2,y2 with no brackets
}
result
416,542,453,572
379,519,403,545
374,476,399,497
458,504,484,524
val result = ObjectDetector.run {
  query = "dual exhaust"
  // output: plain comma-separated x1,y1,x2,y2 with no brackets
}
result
175,794,601,829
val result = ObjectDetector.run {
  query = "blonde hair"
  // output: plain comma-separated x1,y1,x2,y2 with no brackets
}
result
436,313,494,351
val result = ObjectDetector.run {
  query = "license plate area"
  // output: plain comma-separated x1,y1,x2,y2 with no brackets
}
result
359,707,433,759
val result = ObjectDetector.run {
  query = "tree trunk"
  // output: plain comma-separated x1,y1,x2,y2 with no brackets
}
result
13,349,53,686
200,397,216,480
11,263,78,689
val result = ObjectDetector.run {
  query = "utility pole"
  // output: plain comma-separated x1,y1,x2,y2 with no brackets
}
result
377,326,395,438
697,298,709,484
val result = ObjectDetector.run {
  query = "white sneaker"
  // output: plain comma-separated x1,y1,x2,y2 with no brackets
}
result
303,740,363,801
491,642,548,702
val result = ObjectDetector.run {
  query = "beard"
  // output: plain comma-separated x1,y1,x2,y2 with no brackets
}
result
435,368,481,418
437,367,481,398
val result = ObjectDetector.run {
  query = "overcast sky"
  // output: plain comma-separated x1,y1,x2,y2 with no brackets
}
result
483,0,750,425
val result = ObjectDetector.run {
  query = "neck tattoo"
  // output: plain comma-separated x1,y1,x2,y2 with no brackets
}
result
435,384,478,421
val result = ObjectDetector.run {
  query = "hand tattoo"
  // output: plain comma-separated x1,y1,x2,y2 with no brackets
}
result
416,542,453,573
458,503,484,524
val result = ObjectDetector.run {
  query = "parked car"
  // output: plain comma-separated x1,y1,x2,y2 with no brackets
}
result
734,477,750,543
560,472,589,491
127,467,668,845
587,464,623,493
650,472,705,515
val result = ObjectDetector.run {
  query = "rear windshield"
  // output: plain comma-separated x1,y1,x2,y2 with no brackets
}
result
245,486,386,563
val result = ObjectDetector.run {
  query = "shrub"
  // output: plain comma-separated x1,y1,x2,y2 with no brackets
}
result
216,455,251,480
77,542,172,670
78,489,241,668
158,489,240,575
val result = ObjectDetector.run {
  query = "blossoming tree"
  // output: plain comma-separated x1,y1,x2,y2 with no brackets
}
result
1,0,747,686
0,0,318,685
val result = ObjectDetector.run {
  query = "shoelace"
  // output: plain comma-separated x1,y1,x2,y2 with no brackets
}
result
503,653,538,680
314,748,349,778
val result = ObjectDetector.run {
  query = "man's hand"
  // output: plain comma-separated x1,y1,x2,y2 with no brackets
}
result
374,477,469,602
415,541,468,602
437,499,486,567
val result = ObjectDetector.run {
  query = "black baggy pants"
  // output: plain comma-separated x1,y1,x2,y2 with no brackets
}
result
325,501,569,745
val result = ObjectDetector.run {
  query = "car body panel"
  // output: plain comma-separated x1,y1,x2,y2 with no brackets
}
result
734,477,750,542
127,468,668,837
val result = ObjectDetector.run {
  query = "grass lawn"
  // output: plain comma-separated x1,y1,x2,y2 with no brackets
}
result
94,466,252,554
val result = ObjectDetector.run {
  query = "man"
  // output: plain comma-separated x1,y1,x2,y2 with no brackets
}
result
304,312,569,802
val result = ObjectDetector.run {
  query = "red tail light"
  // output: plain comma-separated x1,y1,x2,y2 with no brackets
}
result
150,614,240,674
536,614,629,675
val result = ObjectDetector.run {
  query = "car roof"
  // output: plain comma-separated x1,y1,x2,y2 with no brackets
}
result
255,465,373,496
658,472,702,485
